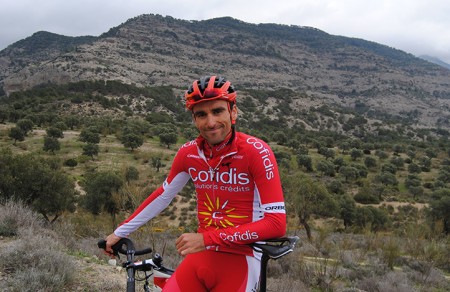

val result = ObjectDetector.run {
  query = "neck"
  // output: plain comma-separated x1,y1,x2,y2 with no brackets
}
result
200,128,235,158
208,130,233,148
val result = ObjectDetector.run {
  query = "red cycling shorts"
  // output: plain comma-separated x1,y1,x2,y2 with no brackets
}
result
162,250,261,292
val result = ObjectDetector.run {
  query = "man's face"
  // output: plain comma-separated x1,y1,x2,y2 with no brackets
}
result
192,99,237,146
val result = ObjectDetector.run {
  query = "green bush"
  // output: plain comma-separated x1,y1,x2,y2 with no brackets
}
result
64,158,78,167
354,192,381,204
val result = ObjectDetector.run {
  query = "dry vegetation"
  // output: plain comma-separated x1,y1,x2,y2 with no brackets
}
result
1,200,449,291
0,122,449,291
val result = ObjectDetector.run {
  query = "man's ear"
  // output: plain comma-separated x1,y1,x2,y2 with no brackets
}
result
231,105,238,123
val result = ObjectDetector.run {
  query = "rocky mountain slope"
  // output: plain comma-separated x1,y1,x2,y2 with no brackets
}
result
1,14,450,129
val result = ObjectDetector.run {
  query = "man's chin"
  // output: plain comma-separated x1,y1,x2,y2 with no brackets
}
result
204,135,224,146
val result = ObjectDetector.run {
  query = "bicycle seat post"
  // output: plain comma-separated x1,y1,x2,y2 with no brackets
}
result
259,252,270,292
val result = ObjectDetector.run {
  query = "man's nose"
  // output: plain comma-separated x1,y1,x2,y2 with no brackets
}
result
205,114,216,127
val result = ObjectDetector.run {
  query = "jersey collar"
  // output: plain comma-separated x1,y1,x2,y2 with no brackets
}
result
196,131,237,159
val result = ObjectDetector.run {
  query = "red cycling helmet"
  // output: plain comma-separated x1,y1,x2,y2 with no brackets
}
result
184,76,237,110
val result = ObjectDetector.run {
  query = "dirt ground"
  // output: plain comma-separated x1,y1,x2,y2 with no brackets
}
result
0,236,126,291
68,255,127,291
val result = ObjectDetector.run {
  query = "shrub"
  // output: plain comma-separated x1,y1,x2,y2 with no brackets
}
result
0,230,75,291
64,158,78,167
354,191,381,204
0,201,75,290
0,200,44,237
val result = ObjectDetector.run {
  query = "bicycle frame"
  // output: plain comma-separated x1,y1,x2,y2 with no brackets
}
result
98,238,173,291
98,236,299,292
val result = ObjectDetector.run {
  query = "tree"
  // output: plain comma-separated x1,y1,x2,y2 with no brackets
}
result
350,148,363,161
283,173,338,240
125,166,139,183
146,112,174,124
272,131,288,145
0,151,77,222
392,144,405,154
79,128,100,144
405,174,421,189
46,126,64,138
53,121,68,131
8,127,25,144
159,131,178,149
419,156,432,172
293,144,307,155
0,108,9,123
333,156,346,170
354,186,381,204
353,206,389,232
408,162,422,174
338,166,360,182
317,160,335,177
364,156,377,169
83,171,124,228
43,136,60,154
374,172,398,187
297,155,313,172
339,195,356,229
381,163,398,174
151,155,163,172
82,143,99,158
16,119,34,135
64,115,81,130
327,179,344,195
375,150,389,160
390,156,404,169
318,147,335,160
429,188,450,234
121,133,144,150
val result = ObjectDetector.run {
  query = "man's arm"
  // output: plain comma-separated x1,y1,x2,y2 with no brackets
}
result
113,148,191,238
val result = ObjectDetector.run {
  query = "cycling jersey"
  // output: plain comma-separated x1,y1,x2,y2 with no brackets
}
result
115,131,286,256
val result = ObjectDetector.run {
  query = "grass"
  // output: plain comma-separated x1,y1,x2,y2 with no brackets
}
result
0,199,449,291
1,124,450,291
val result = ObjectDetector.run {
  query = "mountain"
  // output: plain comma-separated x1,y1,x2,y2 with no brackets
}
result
1,14,450,130
419,55,450,70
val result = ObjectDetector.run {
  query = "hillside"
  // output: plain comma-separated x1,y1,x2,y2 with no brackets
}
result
1,14,450,131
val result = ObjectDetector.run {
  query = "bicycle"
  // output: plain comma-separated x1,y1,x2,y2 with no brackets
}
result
98,235,299,292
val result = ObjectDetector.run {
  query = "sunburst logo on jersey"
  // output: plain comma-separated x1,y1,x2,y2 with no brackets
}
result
199,193,248,229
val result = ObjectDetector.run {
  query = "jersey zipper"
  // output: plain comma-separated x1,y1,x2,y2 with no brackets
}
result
198,147,237,204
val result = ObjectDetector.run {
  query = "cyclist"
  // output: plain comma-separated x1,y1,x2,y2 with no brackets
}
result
105,76,286,291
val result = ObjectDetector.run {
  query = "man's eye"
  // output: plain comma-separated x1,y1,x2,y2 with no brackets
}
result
213,109,224,115
194,112,206,118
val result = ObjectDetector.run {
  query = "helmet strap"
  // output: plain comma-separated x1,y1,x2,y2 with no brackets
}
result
227,102,236,145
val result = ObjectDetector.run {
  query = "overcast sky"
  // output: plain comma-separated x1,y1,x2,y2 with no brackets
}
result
1,0,449,63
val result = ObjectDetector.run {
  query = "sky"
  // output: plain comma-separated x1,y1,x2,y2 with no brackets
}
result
1,0,449,63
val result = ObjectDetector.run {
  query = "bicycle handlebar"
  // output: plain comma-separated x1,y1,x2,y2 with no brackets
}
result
97,238,153,256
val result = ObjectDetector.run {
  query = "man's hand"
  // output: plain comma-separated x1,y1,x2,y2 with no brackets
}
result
176,233,205,256
104,233,122,258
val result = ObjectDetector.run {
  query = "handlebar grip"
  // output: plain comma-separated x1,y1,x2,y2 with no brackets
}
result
97,239,106,249
135,247,153,256
97,239,120,256
97,238,152,256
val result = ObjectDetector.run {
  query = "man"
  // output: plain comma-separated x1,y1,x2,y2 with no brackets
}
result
105,76,286,291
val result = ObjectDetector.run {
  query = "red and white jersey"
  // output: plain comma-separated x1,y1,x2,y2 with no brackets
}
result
115,131,286,256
